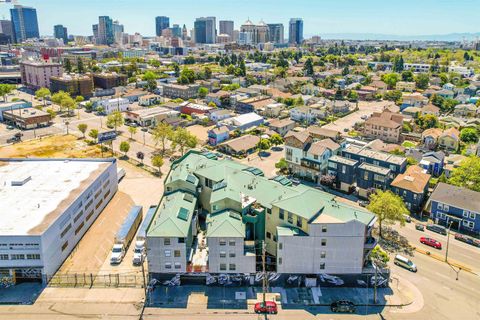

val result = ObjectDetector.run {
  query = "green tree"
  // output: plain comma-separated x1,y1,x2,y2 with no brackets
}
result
257,138,271,152
106,111,124,132
367,190,409,238
179,68,195,84
119,141,130,157
415,73,430,90
204,66,212,79
383,90,402,102
449,157,480,192
198,87,209,98
136,151,145,165
128,125,137,140
151,155,164,175
64,58,72,73
142,71,157,81
61,96,76,116
77,58,85,73
238,59,246,76
0,84,15,102
226,64,235,75
347,90,359,101
46,108,57,119
269,133,284,146
275,158,288,173
173,63,180,77
152,122,174,155
77,123,88,138
460,128,478,143
401,70,414,82
415,114,438,129
88,128,99,143
381,73,400,89
370,246,390,267
303,57,314,76
171,127,197,155
35,87,51,106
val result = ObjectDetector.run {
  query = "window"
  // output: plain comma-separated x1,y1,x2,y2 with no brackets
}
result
220,251,226,258
60,224,72,238
26,254,40,260
413,194,418,200
341,165,346,174
463,220,475,229
363,171,369,180
470,213,476,220
287,212,293,224
219,240,226,246
74,222,84,235
11,254,25,260
279,209,284,220
178,238,185,244
321,251,326,259
61,241,68,251
174,250,181,258
164,238,171,245
322,226,327,233
278,257,282,265
273,235,277,242
95,199,103,210
212,204,218,211
267,208,271,215
229,252,236,258
437,212,447,220
279,243,283,250
463,210,470,218
85,199,93,210
0,254,8,260
103,189,111,199
174,262,181,269
95,189,102,199
229,263,236,271
220,263,227,271
229,240,235,246
444,205,449,211
437,203,443,210
165,263,172,269
297,218,303,228
266,232,271,239
205,178,213,188
73,210,84,223
321,239,327,246
320,263,325,270
329,162,337,169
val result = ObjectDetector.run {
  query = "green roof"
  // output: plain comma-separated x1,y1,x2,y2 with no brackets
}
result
207,210,245,238
147,191,197,237
272,189,334,221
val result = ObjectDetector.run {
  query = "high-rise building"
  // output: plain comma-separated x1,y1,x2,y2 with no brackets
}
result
0,20,13,43
113,20,124,44
267,23,284,44
194,17,216,44
155,16,170,37
289,18,303,45
92,24,99,39
240,20,268,45
97,16,114,45
10,5,39,43
53,25,68,44
171,24,181,38
219,20,234,38
182,24,188,40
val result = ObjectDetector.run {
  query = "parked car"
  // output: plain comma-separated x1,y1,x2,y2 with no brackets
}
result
426,224,447,236
291,178,301,186
358,200,369,208
415,224,425,231
141,127,149,132
403,214,412,223
454,233,480,248
6,125,14,130
394,254,417,272
420,236,442,249
254,301,278,314
331,300,356,313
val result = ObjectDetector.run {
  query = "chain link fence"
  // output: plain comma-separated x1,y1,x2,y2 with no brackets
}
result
46,272,146,288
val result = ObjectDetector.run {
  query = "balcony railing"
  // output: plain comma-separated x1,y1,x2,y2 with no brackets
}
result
364,236,377,249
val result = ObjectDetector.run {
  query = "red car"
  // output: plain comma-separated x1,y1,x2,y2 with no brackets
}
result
254,301,278,314
420,237,442,249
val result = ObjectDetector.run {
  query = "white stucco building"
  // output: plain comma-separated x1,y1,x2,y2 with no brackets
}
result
97,97,130,114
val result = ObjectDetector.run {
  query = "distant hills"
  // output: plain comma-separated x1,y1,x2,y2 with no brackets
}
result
317,33,480,42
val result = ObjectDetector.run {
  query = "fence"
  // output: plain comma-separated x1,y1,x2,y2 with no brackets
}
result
46,272,146,288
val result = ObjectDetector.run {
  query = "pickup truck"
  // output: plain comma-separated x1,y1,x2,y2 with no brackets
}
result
110,244,125,264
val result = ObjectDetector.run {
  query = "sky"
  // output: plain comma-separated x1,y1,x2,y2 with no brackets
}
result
0,0,478,38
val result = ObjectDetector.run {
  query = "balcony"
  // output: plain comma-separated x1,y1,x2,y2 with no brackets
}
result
364,236,377,249
244,240,256,256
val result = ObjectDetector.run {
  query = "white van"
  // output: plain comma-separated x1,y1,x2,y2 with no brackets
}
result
394,254,417,272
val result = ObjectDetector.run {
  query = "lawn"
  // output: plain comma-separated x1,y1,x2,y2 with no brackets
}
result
402,141,417,148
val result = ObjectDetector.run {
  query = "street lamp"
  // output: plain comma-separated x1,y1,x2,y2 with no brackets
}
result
445,220,453,263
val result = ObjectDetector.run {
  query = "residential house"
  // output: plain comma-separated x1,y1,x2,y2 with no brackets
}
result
342,144,407,176
268,118,296,136
371,80,388,94
454,104,477,118
220,112,264,131
208,109,234,122
364,110,404,143
138,94,162,107
438,127,460,151
208,126,230,146
390,166,430,213
421,104,440,117
428,183,480,235
307,126,343,143
218,134,260,156
401,93,429,109
263,102,286,118
290,106,324,124
396,81,416,92
357,163,392,198
327,156,359,192
421,128,443,150
443,154,466,178
437,89,455,99
235,96,273,114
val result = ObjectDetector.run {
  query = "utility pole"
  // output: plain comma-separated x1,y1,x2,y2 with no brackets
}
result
141,254,147,297
262,240,267,305
372,260,378,304
445,221,453,263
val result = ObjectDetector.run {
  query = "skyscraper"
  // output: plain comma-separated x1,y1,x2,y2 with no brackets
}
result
219,20,234,38
0,20,13,43
194,17,216,44
53,25,68,43
10,5,39,43
155,16,170,37
267,23,284,44
289,18,303,45
113,20,124,44
171,24,182,38
98,16,114,45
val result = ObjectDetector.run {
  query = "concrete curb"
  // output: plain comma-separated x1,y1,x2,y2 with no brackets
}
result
413,247,477,275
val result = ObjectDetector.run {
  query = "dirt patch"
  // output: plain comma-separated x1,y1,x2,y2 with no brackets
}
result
0,135,102,159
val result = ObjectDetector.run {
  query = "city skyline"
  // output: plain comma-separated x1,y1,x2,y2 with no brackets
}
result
0,0,478,39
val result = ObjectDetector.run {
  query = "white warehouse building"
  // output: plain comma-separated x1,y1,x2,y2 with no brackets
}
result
97,97,130,114
0,158,118,283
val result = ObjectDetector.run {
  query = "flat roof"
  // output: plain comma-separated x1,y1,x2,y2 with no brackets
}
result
359,162,391,175
0,159,113,236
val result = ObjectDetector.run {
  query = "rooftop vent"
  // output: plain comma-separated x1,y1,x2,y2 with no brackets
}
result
11,175,31,186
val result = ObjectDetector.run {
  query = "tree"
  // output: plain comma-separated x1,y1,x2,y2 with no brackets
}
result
46,108,56,119
347,90,359,101
136,151,145,165
269,134,284,146
119,141,130,157
142,71,157,81
171,127,197,155
179,68,195,84
35,87,51,106
61,96,76,116
173,63,180,77
77,58,85,73
383,90,402,102
77,123,88,138
88,128,99,143
238,59,246,76
381,73,400,89
449,157,480,192
0,84,15,102
75,95,84,104
257,138,271,152
151,154,164,175
415,114,438,130
226,64,235,75
204,66,212,79
152,122,174,155
128,125,137,139
198,87,209,98
367,190,409,238
303,57,314,76
320,174,336,187
51,91,70,108
370,246,390,268
415,73,430,90
106,111,124,132
275,158,288,173
401,70,414,82
460,128,478,143
64,58,72,73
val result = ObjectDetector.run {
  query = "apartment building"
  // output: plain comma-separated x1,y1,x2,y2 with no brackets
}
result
92,72,127,89
364,111,404,143
161,83,200,100
50,74,94,98
0,158,117,282
395,81,416,92
146,151,376,280
20,60,63,90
